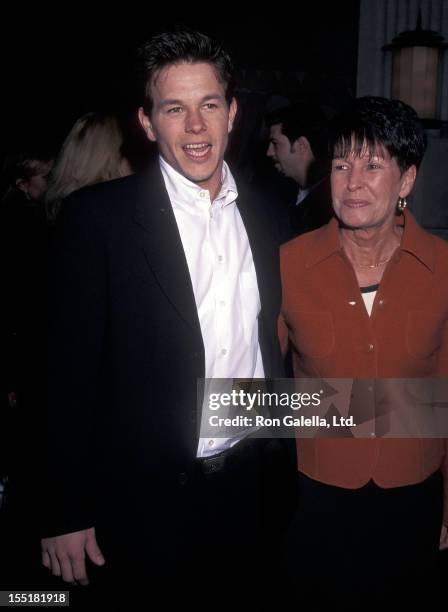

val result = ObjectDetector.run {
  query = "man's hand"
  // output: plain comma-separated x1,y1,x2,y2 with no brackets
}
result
41,527,105,585
440,524,448,551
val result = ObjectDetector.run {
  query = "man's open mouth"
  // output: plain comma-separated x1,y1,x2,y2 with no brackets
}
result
183,143,212,158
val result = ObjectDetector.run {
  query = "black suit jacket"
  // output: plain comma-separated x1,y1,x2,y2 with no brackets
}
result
289,175,333,238
41,162,285,539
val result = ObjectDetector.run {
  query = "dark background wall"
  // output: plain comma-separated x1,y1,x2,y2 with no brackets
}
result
2,4,360,155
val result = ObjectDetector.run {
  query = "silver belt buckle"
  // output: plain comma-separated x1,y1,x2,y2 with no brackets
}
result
202,454,226,475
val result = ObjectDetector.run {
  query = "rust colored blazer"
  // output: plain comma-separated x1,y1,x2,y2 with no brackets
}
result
279,209,448,522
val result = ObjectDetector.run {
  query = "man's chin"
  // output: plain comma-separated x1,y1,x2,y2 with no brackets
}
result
181,164,219,187
186,172,215,186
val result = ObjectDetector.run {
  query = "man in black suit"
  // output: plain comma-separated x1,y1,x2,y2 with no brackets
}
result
40,29,289,608
266,103,333,238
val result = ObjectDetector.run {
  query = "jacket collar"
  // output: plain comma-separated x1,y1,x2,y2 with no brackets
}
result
133,162,203,336
132,161,279,343
399,209,435,272
305,209,436,272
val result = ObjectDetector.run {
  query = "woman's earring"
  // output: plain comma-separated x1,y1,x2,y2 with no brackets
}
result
397,197,407,212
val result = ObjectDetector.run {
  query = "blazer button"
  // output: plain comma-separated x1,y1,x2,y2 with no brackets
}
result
178,472,188,486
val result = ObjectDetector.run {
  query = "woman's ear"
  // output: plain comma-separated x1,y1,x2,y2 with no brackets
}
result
400,164,417,198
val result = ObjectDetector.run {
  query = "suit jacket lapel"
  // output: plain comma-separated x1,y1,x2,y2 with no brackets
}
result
236,185,279,326
134,163,202,336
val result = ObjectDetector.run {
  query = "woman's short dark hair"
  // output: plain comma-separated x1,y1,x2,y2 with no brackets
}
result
136,28,235,115
329,96,427,173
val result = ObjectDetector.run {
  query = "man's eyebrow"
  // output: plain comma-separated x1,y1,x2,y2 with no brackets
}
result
158,94,225,108
201,94,225,102
159,98,183,108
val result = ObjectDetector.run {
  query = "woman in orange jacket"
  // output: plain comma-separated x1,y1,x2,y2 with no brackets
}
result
279,96,447,607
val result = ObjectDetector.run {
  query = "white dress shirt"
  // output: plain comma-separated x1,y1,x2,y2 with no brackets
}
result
159,157,264,457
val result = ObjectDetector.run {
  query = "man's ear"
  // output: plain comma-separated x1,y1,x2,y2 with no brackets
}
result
228,98,237,133
291,135,311,155
138,107,157,142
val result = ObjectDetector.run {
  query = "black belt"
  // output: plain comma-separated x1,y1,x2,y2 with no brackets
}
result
200,453,227,475
197,436,257,475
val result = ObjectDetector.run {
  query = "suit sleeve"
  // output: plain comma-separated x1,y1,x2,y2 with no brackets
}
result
40,196,107,537
278,245,290,357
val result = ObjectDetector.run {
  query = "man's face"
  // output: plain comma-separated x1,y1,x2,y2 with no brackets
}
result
139,62,237,198
267,124,296,179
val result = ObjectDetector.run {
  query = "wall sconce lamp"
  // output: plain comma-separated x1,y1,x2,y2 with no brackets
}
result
382,12,447,126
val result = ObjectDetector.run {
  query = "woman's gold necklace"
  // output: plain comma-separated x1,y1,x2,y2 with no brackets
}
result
343,229,401,270
356,256,393,269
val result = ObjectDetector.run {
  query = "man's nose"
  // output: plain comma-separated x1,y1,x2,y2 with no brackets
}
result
267,143,275,158
185,109,206,134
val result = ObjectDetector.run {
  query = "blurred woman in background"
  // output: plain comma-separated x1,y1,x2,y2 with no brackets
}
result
46,112,133,221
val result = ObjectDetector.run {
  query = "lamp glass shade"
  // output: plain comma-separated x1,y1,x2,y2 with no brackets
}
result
391,46,439,119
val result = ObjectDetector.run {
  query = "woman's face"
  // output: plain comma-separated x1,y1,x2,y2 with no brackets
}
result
331,142,416,231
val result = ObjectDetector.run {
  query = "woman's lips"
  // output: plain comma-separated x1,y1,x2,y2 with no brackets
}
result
343,199,370,208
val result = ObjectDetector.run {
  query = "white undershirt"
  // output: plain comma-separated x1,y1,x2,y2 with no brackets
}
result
159,157,264,457
361,286,378,317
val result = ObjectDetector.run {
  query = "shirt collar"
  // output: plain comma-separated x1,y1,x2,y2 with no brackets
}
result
399,208,436,272
296,187,309,206
159,155,238,209
305,208,436,272
296,177,326,206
